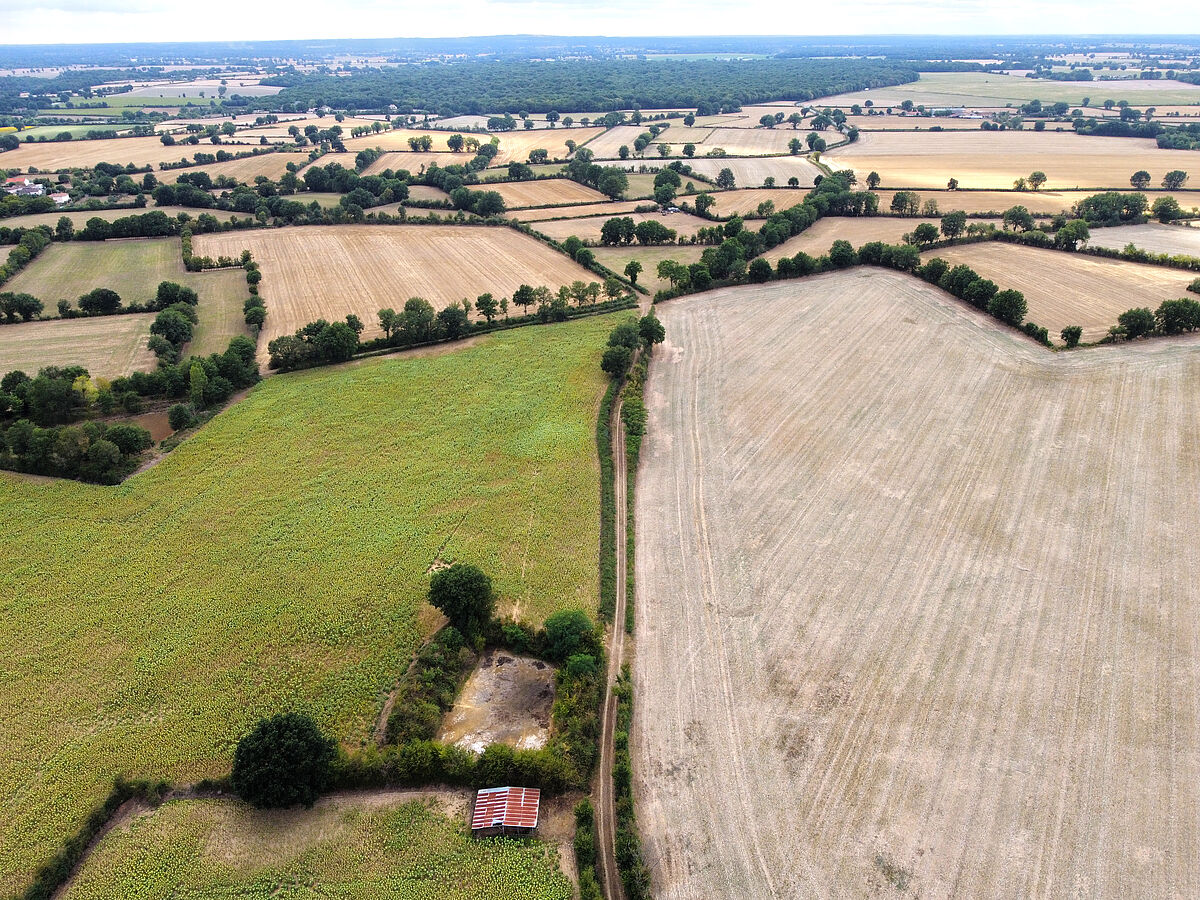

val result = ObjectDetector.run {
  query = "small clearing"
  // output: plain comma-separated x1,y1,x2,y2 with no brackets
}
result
437,651,556,753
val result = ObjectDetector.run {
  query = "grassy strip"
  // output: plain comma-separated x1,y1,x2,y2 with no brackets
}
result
597,378,619,623
17,777,170,900
620,353,649,634
613,665,651,899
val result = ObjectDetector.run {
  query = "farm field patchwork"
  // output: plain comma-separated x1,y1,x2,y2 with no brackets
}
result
636,268,1200,899
0,313,156,378
826,129,1200,190
3,135,184,171
192,225,599,365
61,795,572,900
817,70,1200,108
928,242,1198,342
484,127,605,165
0,314,610,894
359,150,451,175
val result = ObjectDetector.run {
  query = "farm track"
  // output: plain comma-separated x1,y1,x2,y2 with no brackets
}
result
596,388,629,900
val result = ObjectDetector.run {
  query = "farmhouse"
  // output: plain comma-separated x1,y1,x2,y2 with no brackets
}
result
471,786,540,837
4,176,43,196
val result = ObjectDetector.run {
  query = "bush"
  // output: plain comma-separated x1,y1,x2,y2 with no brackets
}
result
1061,325,1083,348
231,712,337,809
167,403,195,431
542,609,601,662
429,563,495,639
1118,306,1156,339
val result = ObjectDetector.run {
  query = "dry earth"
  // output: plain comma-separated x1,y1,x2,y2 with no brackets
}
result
192,225,597,366
1085,223,1200,257
827,130,1200,190
436,651,555,754
516,200,645,222
635,268,1200,899
929,242,1197,342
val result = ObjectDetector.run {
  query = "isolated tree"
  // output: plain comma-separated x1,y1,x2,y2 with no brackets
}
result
946,177,959,191
474,292,498,323
715,168,736,190
1152,196,1183,223
618,145,630,160
694,192,716,216
78,288,121,315
624,260,642,284
1130,170,1152,190
1060,325,1083,348
865,171,881,190
639,310,665,346
682,142,696,157
1054,219,1090,250
167,403,194,431
436,305,469,340
940,211,968,239
429,562,495,637
1163,170,1188,189
890,191,920,216
232,713,336,809
1118,306,1156,339
1002,205,1035,232
1028,171,1047,191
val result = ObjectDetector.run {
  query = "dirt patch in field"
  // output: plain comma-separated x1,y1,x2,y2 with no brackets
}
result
437,651,555,754
130,411,173,443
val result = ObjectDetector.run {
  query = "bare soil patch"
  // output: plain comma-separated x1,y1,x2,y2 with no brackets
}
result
437,650,556,754
636,268,1200,899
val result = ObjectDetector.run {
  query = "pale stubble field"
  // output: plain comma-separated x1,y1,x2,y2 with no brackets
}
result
635,268,1200,899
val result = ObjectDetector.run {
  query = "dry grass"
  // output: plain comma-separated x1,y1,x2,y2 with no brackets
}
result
359,151,453,176
531,211,710,243
516,200,645,222
487,127,605,165
191,153,301,184
0,205,249,231
636,268,1200,899
762,216,998,263
576,125,648,159
405,184,451,203
483,179,608,208
826,129,1200,190
698,127,803,156
703,188,809,217
6,135,182,171
1085,223,1200,257
192,225,597,366
0,314,156,378
928,242,1197,342
675,156,822,189
876,189,1200,217
589,245,705,292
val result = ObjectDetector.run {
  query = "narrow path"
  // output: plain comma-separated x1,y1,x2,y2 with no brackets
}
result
596,389,629,900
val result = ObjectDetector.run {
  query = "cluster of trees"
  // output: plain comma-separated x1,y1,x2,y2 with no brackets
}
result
917,256,1032,331
564,148,629,200
600,313,665,378
598,216,677,246
146,282,201,364
267,314,364,371
1157,124,1200,151
0,290,41,323
1110,297,1200,341
0,412,152,484
260,58,920,117
0,226,49,289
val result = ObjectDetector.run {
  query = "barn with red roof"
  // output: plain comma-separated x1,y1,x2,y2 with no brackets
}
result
471,786,540,836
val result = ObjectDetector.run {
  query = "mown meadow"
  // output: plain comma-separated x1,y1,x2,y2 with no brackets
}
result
0,314,612,893
61,797,573,900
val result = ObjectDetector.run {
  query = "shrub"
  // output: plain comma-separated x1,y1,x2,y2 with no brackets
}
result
231,712,337,809
167,403,194,431
1060,325,1083,348
541,609,601,662
429,563,495,639
1118,306,1156,339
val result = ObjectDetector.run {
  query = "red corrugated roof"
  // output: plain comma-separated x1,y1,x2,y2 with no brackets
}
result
471,786,540,830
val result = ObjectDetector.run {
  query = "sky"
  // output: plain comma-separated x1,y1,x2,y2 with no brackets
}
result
0,0,1198,45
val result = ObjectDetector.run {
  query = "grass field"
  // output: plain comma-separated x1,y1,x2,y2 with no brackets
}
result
0,315,610,893
636,268,1200,898
928,242,1198,342
531,211,710,243
817,71,1200,109
4,135,181,171
590,245,705,292
826,129,1200,190
1085,222,1200,257
483,178,608,208
62,795,571,900
192,225,598,366
0,314,156,378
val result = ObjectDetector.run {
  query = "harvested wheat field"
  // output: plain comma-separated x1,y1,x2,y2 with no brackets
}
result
576,125,648,159
0,205,247,231
636,267,1200,900
4,135,180,171
703,188,809,217
531,211,710,243
827,130,1199,190
516,200,644,222
0,314,156,378
678,156,822,189
192,152,300,184
342,129,466,153
877,189,1200,217
698,127,804,156
404,184,451,203
929,242,1197,342
762,216,998,263
360,151,454,176
487,127,605,165
1085,223,1200,257
193,225,596,365
483,178,608,208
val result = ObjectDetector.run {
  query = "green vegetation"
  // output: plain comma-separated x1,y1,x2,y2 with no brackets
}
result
0,316,610,894
59,797,572,900
232,713,337,809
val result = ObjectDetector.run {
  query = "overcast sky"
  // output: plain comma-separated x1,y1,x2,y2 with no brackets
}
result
1,0,1197,45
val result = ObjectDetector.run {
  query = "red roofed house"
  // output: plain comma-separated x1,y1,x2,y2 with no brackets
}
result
471,786,540,836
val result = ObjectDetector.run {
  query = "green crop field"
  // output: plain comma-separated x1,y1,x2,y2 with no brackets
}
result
0,237,250,368
61,797,572,900
0,315,610,894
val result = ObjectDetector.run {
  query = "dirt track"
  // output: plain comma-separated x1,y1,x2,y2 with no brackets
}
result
634,270,1200,898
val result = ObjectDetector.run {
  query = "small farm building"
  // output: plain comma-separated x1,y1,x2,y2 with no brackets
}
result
471,786,540,836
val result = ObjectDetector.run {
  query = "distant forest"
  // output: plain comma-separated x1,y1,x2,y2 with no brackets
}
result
260,58,921,116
